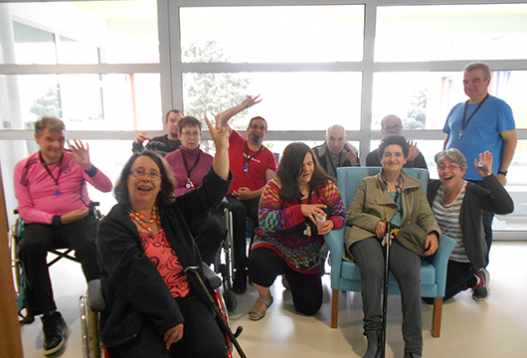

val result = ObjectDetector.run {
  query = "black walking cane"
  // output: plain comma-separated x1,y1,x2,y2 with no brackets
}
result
380,222,391,358
184,267,248,358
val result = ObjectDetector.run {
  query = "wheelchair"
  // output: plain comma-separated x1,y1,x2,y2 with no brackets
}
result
214,207,238,312
10,203,102,326
80,263,243,358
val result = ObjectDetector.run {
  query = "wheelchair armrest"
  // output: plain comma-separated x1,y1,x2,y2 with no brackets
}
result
87,279,106,312
202,263,222,289
430,234,456,296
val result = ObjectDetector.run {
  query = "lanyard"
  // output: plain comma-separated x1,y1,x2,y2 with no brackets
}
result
299,189,314,236
39,151,63,196
243,142,263,172
458,93,489,140
181,150,201,189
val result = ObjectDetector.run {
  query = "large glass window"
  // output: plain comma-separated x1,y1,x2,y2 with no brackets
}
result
1,1,159,65
0,73,162,130
182,72,362,131
372,71,527,130
376,4,527,62
180,5,364,63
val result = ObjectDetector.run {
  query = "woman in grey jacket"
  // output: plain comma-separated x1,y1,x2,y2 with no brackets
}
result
345,135,440,358
427,149,513,302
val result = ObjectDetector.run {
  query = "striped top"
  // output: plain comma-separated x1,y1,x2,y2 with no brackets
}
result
432,182,469,263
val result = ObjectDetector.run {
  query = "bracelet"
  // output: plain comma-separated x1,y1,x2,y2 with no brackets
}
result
498,170,508,176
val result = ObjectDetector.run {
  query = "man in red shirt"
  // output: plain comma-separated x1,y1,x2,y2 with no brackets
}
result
220,98,277,293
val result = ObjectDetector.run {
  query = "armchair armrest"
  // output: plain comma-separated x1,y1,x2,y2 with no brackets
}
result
325,227,345,287
430,234,456,296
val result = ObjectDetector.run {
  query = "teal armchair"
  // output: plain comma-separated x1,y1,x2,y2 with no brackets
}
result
325,167,456,337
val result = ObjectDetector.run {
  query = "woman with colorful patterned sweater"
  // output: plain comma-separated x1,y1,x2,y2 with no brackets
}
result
248,142,346,320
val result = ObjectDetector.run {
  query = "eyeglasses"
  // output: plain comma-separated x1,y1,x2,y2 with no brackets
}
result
384,124,402,131
130,169,161,180
437,164,461,171
180,131,200,138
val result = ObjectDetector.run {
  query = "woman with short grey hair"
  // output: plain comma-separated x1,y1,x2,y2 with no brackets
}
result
427,149,513,302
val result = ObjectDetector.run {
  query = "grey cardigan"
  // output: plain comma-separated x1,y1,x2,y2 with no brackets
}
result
427,174,514,270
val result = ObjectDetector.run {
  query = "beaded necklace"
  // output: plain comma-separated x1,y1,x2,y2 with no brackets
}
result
128,206,162,235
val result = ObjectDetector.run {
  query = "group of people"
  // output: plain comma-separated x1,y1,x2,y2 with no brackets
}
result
13,61,515,358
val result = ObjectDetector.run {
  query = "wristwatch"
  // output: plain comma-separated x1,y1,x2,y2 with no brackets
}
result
498,170,508,176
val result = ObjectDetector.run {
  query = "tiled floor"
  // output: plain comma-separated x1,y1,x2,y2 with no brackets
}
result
19,242,527,357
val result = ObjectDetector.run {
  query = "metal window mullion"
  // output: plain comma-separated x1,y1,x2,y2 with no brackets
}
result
0,63,162,75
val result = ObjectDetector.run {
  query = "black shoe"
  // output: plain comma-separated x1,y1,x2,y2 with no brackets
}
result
363,330,381,358
404,354,422,358
233,269,247,294
42,311,68,355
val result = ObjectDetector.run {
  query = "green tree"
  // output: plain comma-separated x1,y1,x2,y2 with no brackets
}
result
404,87,427,130
182,41,251,130
30,84,62,119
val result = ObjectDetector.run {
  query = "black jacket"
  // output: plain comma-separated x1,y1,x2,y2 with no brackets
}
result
427,174,513,270
97,168,231,347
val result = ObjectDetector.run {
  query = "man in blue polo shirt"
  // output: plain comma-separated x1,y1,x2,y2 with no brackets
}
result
443,62,517,299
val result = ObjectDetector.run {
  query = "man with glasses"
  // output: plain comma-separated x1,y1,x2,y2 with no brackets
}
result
443,62,517,271
220,96,278,293
366,114,428,169
14,117,113,355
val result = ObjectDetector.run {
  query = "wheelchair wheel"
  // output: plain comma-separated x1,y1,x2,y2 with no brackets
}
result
10,217,34,325
223,289,237,312
80,296,103,358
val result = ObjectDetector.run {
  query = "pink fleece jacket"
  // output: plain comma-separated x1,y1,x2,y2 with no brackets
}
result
14,150,113,225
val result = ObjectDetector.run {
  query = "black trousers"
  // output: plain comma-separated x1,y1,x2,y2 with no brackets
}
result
188,209,223,266
469,179,494,265
249,247,323,316
444,260,477,301
226,195,260,270
107,294,228,358
19,215,100,315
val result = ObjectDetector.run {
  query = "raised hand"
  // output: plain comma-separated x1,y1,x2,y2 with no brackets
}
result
205,113,230,152
69,139,93,171
242,94,263,110
407,140,420,161
344,147,357,165
474,150,493,178
134,131,149,145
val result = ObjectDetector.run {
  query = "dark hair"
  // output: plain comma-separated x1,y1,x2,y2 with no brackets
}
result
114,151,176,207
35,116,65,137
177,115,202,133
378,134,410,159
277,142,333,201
165,109,183,123
248,116,267,131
